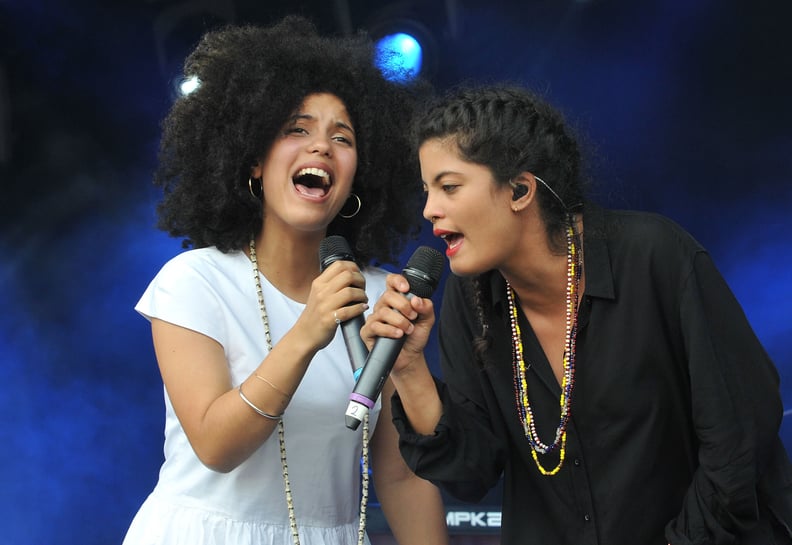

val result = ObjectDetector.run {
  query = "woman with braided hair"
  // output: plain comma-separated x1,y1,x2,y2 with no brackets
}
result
361,83,792,545
122,15,448,545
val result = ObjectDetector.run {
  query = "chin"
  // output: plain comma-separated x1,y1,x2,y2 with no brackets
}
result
448,260,479,278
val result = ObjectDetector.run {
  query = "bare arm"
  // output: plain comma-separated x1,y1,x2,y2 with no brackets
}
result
371,380,449,545
154,260,368,472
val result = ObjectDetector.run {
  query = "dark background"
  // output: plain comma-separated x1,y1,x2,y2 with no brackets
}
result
1,0,790,543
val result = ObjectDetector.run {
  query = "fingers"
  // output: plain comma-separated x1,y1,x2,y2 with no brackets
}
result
316,261,368,308
302,260,369,336
374,274,417,319
330,301,369,325
363,273,435,343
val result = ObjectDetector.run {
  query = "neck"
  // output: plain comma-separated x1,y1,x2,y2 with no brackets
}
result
249,229,324,303
500,239,566,315
501,213,584,314
502,253,569,315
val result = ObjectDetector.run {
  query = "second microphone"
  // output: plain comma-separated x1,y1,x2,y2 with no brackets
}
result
345,245,445,430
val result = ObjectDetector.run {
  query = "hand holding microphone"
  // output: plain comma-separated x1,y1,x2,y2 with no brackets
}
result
345,246,444,430
319,236,369,377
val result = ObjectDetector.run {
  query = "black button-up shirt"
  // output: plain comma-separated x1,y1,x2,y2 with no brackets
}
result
393,203,792,545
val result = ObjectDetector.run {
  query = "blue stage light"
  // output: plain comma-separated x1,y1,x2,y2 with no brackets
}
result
375,32,424,83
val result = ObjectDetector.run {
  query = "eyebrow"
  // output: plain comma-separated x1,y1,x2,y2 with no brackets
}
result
289,113,355,134
427,170,462,184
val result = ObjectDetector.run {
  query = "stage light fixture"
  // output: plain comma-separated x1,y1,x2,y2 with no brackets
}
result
369,18,437,83
375,31,423,83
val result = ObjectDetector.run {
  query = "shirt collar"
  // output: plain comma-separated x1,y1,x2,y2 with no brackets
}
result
581,202,615,300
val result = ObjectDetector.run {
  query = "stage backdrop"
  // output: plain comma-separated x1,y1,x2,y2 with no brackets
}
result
1,0,790,543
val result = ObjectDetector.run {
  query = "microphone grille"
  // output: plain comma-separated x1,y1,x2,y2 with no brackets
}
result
319,235,355,271
403,246,445,298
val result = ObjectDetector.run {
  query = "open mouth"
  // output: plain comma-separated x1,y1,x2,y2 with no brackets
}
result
293,167,332,197
439,232,463,250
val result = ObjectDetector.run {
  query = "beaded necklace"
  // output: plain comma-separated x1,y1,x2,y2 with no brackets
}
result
248,238,369,545
507,222,581,476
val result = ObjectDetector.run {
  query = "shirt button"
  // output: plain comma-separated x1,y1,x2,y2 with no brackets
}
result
574,458,581,466
584,514,591,522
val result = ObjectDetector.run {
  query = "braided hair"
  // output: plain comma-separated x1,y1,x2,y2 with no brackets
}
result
413,84,586,363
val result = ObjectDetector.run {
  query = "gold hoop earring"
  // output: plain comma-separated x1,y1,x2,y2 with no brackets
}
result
248,177,263,199
338,193,362,219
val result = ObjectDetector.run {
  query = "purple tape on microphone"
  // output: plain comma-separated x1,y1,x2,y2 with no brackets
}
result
349,393,375,409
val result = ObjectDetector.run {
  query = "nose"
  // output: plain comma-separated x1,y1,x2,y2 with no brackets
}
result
309,134,332,156
423,195,442,225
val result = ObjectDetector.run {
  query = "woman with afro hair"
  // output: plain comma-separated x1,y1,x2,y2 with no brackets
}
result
123,15,448,545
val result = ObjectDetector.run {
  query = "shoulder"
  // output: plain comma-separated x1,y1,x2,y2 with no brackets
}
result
136,247,248,339
598,208,706,261
586,207,712,298
150,247,249,293
159,247,245,275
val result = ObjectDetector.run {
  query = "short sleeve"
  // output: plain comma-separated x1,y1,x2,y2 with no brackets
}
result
135,252,228,345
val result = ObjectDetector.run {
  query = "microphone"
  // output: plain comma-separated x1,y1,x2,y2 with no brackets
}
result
345,245,445,430
319,235,369,378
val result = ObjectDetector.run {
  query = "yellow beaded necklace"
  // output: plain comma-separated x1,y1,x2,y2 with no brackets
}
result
507,222,580,475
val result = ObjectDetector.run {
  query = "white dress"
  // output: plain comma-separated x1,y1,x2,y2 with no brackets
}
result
123,247,385,545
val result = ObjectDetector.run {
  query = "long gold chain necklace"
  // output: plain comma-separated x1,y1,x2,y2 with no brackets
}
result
248,238,369,545
507,223,580,475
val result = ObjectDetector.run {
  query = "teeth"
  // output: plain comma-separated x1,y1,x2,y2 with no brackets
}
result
295,167,330,186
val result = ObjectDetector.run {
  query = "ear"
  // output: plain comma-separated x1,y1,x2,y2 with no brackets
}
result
250,160,263,180
511,183,528,201
509,173,536,210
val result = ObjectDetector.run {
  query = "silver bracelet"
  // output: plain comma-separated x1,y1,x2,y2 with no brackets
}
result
238,384,283,420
